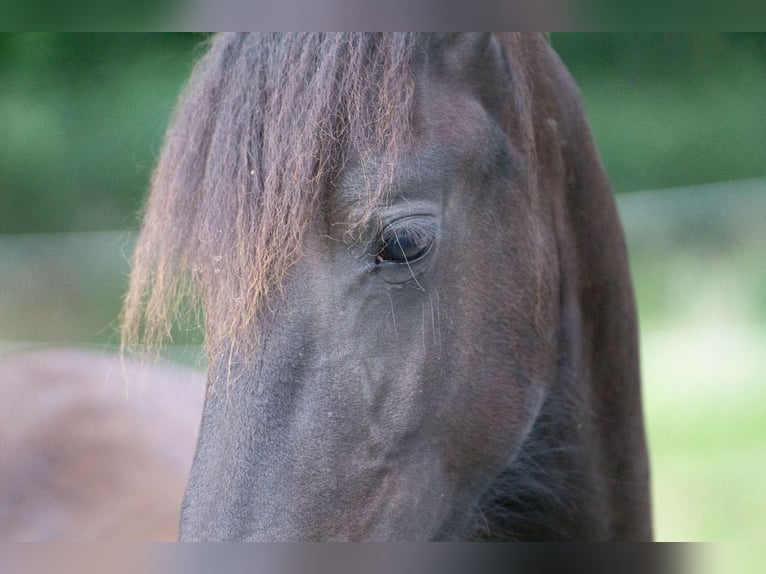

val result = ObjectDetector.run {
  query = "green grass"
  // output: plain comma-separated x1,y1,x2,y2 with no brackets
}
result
619,183,766,541
642,326,766,541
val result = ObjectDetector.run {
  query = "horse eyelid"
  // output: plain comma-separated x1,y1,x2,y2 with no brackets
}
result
381,218,437,244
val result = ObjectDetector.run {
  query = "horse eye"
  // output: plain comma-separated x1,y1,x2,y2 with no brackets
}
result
376,223,434,264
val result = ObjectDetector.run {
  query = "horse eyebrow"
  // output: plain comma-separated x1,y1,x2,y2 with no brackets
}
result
335,122,512,220
336,146,458,207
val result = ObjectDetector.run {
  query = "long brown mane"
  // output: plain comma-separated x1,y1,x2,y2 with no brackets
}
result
122,34,428,359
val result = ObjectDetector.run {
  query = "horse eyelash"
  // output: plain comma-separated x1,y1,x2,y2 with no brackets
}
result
381,220,436,246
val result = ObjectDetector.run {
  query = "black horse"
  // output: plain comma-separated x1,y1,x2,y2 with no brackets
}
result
124,33,651,540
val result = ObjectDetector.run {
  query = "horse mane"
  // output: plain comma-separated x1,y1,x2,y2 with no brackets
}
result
122,33,424,359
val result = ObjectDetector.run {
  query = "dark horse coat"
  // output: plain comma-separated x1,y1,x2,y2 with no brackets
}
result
115,33,651,541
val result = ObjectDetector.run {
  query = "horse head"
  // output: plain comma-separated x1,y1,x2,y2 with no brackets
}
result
124,33,651,541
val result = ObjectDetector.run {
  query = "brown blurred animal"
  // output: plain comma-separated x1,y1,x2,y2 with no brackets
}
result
0,348,204,541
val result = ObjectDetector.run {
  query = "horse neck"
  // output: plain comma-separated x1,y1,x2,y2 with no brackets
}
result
470,257,611,540
471,42,651,539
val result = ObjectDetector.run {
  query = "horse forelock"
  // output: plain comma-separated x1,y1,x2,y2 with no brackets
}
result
122,33,424,357
122,33,540,360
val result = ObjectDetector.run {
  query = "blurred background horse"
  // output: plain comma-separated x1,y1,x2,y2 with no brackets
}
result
0,349,203,541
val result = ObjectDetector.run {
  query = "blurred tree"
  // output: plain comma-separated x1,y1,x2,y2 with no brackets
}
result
0,34,205,234
553,33,766,192
1,33,764,233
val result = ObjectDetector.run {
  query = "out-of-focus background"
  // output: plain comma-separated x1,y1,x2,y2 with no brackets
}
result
0,33,764,541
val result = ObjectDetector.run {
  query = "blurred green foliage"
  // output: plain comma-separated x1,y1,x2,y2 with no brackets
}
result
3,0,176,31
1,33,765,233
0,33,206,234
553,33,766,192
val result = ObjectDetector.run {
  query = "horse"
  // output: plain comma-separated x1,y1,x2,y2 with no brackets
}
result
0,348,204,541
123,33,652,541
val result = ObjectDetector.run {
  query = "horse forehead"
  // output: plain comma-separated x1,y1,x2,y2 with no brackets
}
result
415,77,498,157
336,90,498,207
